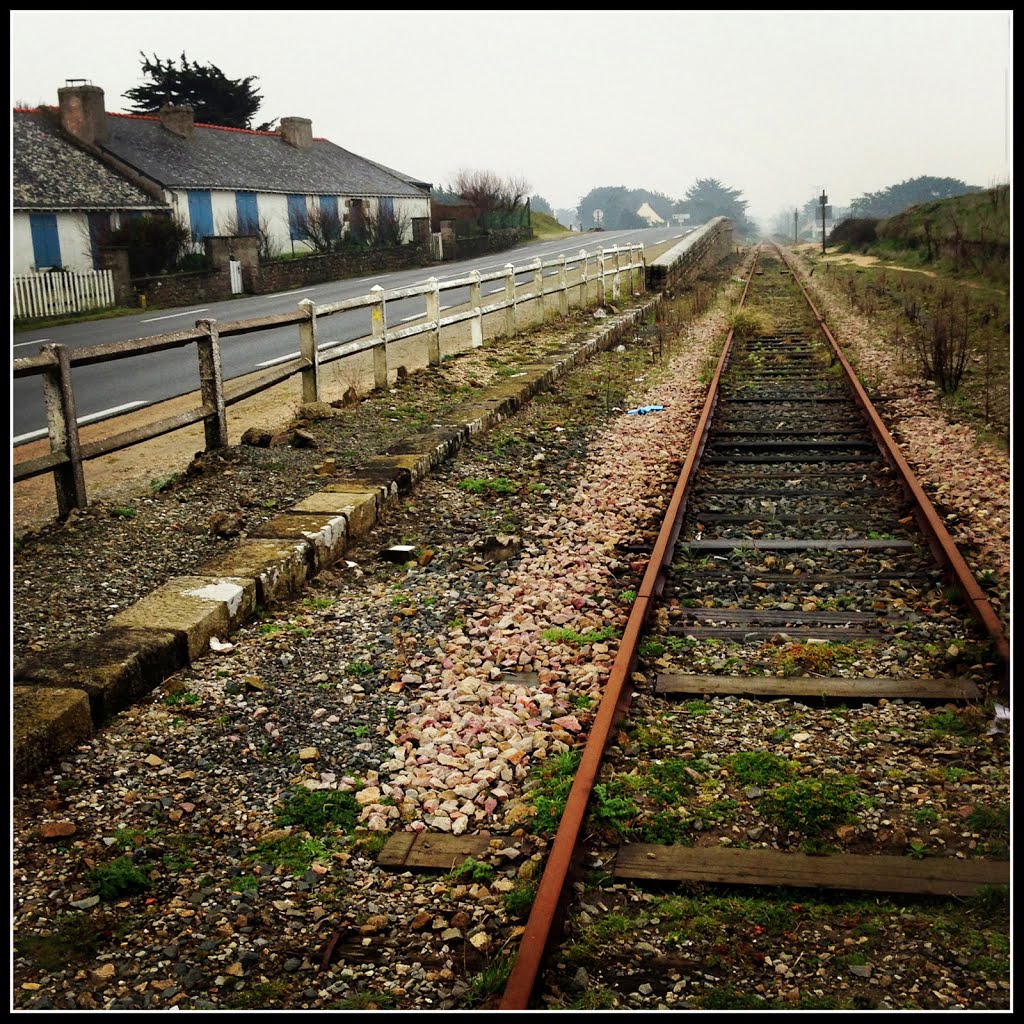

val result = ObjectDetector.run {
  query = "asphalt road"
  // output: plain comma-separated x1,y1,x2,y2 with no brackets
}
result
12,226,685,444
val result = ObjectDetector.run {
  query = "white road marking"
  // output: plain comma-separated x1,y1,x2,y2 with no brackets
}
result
14,338,50,349
140,308,209,322
15,400,148,444
254,288,314,300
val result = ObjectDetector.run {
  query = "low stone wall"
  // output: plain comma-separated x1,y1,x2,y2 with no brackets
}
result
131,243,432,311
646,217,734,292
442,228,533,262
253,244,429,293
121,230,535,310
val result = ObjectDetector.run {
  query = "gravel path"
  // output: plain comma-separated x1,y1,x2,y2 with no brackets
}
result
12,254,1010,1011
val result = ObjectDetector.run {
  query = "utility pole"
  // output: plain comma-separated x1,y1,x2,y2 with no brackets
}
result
820,189,828,255
794,209,798,245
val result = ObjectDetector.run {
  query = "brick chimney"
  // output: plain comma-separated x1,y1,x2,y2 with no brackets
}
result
57,81,107,145
159,104,195,138
279,117,313,149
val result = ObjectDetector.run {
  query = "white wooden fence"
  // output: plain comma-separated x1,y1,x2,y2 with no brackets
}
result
13,269,116,320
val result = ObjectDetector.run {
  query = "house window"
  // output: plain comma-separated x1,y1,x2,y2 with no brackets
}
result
187,190,214,241
379,197,394,221
30,213,62,270
288,194,309,241
235,192,259,236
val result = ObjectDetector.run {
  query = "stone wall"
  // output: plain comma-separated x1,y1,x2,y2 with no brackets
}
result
645,218,734,292
440,227,533,262
128,241,432,310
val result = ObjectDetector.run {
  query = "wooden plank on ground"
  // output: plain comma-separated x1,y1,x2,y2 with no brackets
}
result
663,626,877,641
377,832,498,870
614,844,1008,897
673,608,882,624
681,539,915,551
655,674,981,700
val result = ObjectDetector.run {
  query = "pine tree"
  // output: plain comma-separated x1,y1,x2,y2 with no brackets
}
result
123,52,264,130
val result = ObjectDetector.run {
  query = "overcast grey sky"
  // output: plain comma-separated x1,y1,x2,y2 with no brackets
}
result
10,10,1012,227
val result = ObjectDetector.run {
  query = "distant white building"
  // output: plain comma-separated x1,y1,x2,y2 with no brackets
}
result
636,202,665,227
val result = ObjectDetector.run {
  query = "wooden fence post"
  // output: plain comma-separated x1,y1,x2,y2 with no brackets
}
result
196,319,228,450
425,277,442,366
297,298,320,403
370,285,389,389
40,343,86,519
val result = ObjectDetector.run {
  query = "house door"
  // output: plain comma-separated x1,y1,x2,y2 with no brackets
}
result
30,213,62,269
87,212,112,269
349,199,365,242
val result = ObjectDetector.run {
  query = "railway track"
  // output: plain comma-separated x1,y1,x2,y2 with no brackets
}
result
498,246,1009,1010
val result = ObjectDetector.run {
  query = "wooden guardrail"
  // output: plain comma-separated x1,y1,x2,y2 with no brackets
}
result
14,243,646,519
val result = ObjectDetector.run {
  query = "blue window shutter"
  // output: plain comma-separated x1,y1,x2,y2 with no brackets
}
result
30,213,62,269
380,197,394,219
235,191,258,235
288,195,308,240
320,195,338,221
187,190,214,241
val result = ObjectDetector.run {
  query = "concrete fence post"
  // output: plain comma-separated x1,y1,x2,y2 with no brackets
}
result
503,263,516,337
532,257,544,323
579,249,589,307
297,298,320,403
196,318,229,450
40,343,87,519
558,255,569,317
598,252,606,307
612,245,622,302
370,285,389,389
470,270,483,348
425,276,442,366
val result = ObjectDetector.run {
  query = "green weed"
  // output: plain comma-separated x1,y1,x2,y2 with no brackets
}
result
762,775,863,836
725,750,797,786
274,787,359,835
87,857,150,900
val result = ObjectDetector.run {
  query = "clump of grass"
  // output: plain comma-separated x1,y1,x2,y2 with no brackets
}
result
449,857,496,884
87,856,150,900
730,307,774,339
458,477,517,496
274,787,359,835
526,750,580,834
725,750,797,787
761,775,863,837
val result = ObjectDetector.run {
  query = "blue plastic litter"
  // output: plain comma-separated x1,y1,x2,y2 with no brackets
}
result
627,404,664,415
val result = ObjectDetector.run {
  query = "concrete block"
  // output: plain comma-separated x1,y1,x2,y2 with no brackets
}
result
13,686,93,784
198,538,313,606
108,576,257,663
14,627,188,722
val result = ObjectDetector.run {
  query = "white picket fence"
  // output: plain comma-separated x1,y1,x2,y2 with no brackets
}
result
13,269,116,320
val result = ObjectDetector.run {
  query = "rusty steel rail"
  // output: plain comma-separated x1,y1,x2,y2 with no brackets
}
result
499,248,762,1011
774,244,1009,694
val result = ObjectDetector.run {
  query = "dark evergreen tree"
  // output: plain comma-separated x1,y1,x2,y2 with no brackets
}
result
123,52,264,130
849,176,982,218
674,178,753,235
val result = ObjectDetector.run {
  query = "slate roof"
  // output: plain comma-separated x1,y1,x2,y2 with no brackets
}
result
12,110,168,212
102,113,429,199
